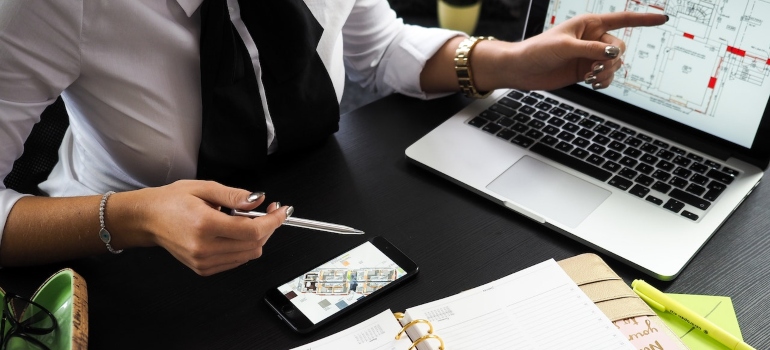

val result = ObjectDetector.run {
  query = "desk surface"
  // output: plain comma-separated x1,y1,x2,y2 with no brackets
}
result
2,93,768,349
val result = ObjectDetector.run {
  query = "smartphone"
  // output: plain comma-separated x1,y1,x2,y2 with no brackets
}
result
264,236,419,333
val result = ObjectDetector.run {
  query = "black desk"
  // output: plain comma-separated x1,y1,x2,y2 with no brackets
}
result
2,93,769,349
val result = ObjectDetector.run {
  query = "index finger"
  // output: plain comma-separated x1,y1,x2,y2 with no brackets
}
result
597,12,667,32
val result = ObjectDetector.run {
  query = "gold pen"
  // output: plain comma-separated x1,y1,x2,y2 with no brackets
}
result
231,209,365,235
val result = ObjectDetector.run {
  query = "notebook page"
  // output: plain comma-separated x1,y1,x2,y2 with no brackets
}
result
290,309,414,350
402,259,633,350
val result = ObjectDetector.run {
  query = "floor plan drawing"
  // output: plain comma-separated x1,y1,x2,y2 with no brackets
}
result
545,0,770,147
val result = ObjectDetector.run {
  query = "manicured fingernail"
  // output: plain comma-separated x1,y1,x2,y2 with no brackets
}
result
665,15,670,22
604,45,620,58
274,202,281,209
247,192,265,203
592,63,604,74
285,206,294,218
592,82,603,90
585,75,597,84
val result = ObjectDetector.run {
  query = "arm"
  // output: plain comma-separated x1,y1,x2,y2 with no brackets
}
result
420,12,669,94
2,182,290,276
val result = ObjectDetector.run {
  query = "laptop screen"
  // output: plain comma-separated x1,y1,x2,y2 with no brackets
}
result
523,0,770,164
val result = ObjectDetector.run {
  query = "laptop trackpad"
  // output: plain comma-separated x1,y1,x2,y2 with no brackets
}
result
486,156,611,228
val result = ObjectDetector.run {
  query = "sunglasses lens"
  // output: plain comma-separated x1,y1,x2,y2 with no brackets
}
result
9,297,56,333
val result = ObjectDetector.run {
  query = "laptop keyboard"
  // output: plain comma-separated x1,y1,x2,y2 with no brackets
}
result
467,89,740,222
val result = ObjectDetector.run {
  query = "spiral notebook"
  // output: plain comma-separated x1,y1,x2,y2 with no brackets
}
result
290,254,686,350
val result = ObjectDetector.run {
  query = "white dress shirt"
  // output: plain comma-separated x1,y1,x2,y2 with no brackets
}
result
0,0,461,242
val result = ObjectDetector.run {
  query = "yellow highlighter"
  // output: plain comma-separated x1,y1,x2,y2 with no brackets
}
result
631,279,756,350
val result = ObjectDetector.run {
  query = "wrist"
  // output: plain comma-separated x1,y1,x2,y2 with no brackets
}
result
103,190,155,250
470,40,523,92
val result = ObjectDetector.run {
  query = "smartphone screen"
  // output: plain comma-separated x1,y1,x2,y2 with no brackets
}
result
264,236,418,333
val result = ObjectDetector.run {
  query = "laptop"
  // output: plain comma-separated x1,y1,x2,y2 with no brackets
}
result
406,0,770,280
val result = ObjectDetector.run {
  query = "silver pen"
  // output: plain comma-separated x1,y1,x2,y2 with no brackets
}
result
231,209,364,235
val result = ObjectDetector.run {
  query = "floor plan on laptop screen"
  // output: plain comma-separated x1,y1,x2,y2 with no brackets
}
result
544,0,770,148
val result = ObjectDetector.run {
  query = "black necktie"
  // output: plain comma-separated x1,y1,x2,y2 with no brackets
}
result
197,0,340,190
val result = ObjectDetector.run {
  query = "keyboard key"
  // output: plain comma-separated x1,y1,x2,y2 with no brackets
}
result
706,169,734,184
521,96,539,105
686,153,704,162
588,114,603,122
619,156,638,167
530,143,613,181
519,105,536,115
545,97,560,104
547,117,565,127
685,183,706,196
535,102,553,111
525,129,544,140
669,189,711,210
601,161,621,172
511,122,529,133
511,135,535,148
672,167,692,179
640,143,658,154
629,184,650,198
604,150,622,161
722,167,740,176
618,167,638,179
620,127,636,135
507,90,525,100
672,156,692,167
482,123,502,134
670,146,686,155
489,104,516,117
527,120,545,129
689,162,709,174
605,121,621,129
586,154,605,165
609,176,633,190
559,103,575,111
496,117,515,128
540,135,559,146
690,174,710,186
622,148,642,158
635,174,654,186
637,134,653,142
594,125,612,135
653,140,670,148
657,160,675,172
656,149,675,160
635,163,655,175
557,131,575,142
681,211,699,221
608,131,627,141
555,141,574,152
652,181,672,194
479,110,501,121
663,198,685,213
577,129,595,139
496,129,516,140
573,109,589,117
587,144,606,154
704,160,721,169
669,176,688,189
703,188,724,201
570,148,589,159
550,107,567,117
639,153,658,165
571,137,591,148
577,119,596,129
513,113,531,123
468,117,487,128
592,135,611,145
624,137,642,147
533,111,550,120
651,170,671,181
564,113,582,123
563,123,580,133
646,195,663,205
608,141,626,151
529,91,545,99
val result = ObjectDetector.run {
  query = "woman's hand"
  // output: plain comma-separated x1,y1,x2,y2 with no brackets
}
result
112,180,290,276
489,12,668,91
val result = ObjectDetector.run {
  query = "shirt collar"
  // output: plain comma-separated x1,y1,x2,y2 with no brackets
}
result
177,0,205,17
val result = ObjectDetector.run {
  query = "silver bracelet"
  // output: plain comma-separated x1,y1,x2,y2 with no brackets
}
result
99,191,123,254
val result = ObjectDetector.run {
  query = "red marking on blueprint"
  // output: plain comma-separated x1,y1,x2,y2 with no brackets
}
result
708,77,717,89
727,46,746,57
551,16,555,25
684,33,694,39
767,58,770,65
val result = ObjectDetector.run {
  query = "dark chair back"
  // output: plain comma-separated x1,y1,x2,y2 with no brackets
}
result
3,97,70,195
